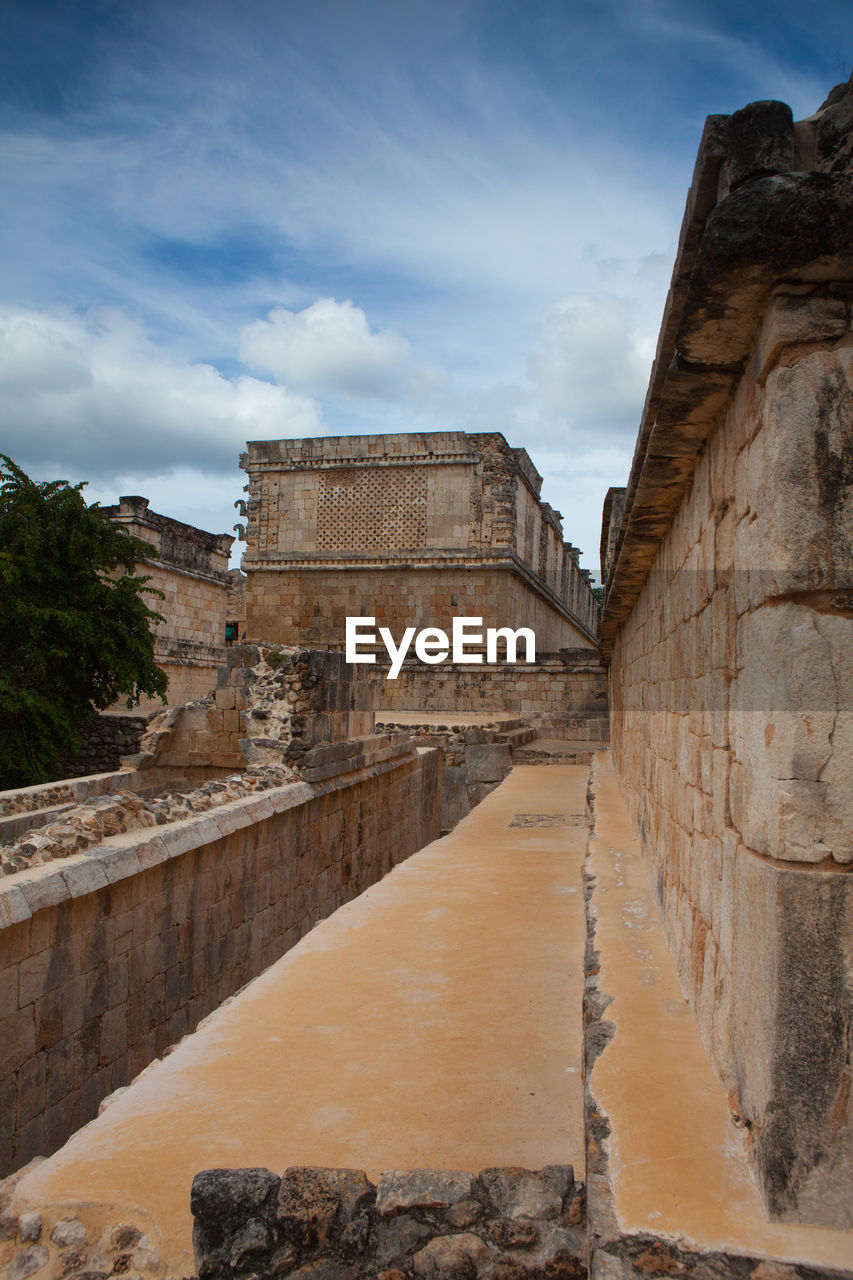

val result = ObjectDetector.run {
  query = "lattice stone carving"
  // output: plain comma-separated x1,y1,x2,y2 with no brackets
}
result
317,466,427,551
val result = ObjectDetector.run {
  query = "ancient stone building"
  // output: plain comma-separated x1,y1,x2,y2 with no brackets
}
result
599,84,853,1228
103,496,234,710
599,487,626,583
239,431,599,651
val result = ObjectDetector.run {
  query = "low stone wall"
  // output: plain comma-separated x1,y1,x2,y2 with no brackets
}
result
376,720,514,830
374,652,608,727
52,715,150,781
190,1165,586,1280
0,740,441,1178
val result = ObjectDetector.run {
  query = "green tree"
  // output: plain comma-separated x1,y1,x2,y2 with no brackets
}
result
0,457,168,788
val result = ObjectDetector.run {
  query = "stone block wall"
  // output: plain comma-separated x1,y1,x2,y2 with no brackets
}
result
600,86,853,1227
190,1164,586,1280
374,651,608,730
0,743,441,1177
246,563,596,654
241,432,598,648
376,720,515,829
102,496,234,712
53,715,149,780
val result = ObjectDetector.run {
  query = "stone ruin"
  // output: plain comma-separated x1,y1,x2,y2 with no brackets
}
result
1,72,852,1280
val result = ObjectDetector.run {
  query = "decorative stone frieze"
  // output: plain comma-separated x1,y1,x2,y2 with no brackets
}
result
240,432,599,650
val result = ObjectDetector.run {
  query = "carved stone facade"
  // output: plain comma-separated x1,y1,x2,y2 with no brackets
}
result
103,497,234,710
239,432,599,650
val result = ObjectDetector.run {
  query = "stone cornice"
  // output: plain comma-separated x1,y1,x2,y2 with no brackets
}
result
600,96,853,658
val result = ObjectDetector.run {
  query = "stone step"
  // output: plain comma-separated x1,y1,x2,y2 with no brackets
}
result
513,737,610,766
495,726,537,748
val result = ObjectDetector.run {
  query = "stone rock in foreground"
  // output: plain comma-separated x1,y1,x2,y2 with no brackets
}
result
191,1165,586,1279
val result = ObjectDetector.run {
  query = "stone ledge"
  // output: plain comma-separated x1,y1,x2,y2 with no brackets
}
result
600,84,853,656
0,769,382,912
583,752,853,1267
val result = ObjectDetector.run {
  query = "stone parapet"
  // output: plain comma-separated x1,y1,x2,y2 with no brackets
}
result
600,89,853,652
0,745,441,1178
376,720,514,829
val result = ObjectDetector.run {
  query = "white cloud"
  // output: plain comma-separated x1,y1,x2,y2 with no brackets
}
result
528,294,654,437
240,298,444,401
0,305,325,480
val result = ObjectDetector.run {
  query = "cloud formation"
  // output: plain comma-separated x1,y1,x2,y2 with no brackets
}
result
0,306,324,480
1,0,848,564
240,298,443,401
529,295,655,437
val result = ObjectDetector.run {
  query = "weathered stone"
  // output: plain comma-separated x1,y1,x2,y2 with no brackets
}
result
590,1251,634,1280
376,1170,477,1217
0,1192,18,1242
18,1213,42,1243
444,1200,483,1230
51,1218,87,1249
373,1214,432,1267
53,1248,89,1278
411,1232,492,1280
228,1218,270,1270
276,1167,374,1248
487,1218,539,1249
283,1262,357,1280
337,1213,371,1257
719,100,794,194
191,1167,280,1252
8,1246,49,1280
478,1168,568,1220
464,745,511,785
268,1244,298,1275
535,1223,584,1270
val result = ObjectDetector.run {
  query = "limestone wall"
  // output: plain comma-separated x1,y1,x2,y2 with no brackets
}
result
374,651,608,730
241,432,598,647
600,87,853,1227
102,496,234,711
0,743,441,1177
248,564,595,653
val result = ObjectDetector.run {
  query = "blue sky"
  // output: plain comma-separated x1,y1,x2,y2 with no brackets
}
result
1,0,849,572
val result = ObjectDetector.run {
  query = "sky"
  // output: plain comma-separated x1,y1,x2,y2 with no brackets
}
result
1,0,849,575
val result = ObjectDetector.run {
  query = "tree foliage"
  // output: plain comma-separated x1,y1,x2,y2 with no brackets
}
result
0,457,168,788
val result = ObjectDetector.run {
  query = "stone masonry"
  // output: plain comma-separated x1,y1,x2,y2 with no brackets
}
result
103,496,234,711
0,645,441,1177
190,1165,586,1280
239,432,599,651
599,81,853,1227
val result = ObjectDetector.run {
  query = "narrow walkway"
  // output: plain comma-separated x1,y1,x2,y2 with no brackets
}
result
586,753,852,1271
13,766,588,1275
